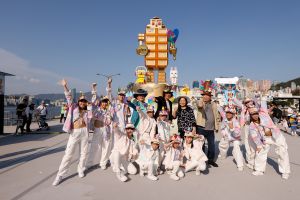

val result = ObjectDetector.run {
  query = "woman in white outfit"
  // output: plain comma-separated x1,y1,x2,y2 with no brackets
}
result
136,138,161,181
110,123,138,182
53,79,90,186
163,135,185,181
86,83,113,170
217,105,244,171
183,132,208,175
248,107,291,180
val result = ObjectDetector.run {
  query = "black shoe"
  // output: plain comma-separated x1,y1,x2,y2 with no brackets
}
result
208,160,219,167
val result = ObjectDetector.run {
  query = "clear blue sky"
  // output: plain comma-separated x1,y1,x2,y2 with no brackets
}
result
0,0,300,94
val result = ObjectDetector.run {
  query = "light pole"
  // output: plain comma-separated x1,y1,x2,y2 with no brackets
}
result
96,73,121,80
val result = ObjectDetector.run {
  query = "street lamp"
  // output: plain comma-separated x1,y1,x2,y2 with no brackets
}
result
96,73,121,79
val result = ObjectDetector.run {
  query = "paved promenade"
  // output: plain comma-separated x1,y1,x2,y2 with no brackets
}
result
1,119,300,200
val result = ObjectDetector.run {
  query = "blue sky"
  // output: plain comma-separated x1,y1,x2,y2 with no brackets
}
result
0,0,300,95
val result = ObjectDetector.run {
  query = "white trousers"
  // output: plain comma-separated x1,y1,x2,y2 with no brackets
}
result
139,161,159,176
254,135,291,174
86,127,113,168
244,125,256,167
166,161,183,176
57,128,89,176
219,138,244,168
110,151,137,174
185,160,206,173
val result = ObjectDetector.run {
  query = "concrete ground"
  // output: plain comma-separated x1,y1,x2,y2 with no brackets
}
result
1,119,300,200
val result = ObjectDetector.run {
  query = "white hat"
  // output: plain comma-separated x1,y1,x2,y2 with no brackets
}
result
151,138,160,145
125,123,135,129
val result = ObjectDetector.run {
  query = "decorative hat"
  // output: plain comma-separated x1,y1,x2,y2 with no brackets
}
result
170,134,181,144
147,105,155,112
78,95,87,102
100,96,110,102
159,107,168,116
248,107,259,115
163,88,173,97
133,89,148,98
125,123,135,129
200,80,216,96
243,97,253,104
117,87,126,95
184,131,195,138
224,106,236,114
151,138,160,145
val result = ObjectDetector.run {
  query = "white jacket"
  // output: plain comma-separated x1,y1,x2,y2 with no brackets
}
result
112,127,138,159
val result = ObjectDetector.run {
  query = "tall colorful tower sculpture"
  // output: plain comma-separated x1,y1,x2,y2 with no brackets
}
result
136,17,178,84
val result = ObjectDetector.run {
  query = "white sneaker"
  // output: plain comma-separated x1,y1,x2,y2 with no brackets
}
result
282,173,289,180
170,174,180,181
116,172,128,182
246,163,254,170
140,171,145,177
78,171,85,178
100,165,107,170
178,170,185,178
166,170,172,175
238,167,244,171
195,170,201,176
158,170,164,175
52,176,63,186
252,171,264,176
147,175,158,181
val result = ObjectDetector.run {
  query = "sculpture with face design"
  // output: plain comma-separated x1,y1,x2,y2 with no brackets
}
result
170,67,178,85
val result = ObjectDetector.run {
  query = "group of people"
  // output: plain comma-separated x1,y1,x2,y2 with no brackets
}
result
15,98,49,134
52,78,291,186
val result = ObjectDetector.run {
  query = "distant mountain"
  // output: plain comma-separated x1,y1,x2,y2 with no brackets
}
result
274,77,300,90
34,92,96,101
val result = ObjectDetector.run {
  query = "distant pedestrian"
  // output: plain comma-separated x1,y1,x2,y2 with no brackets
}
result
60,104,67,123
36,101,49,130
15,97,28,135
25,103,35,132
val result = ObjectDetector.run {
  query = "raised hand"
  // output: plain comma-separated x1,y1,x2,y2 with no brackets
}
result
61,79,67,87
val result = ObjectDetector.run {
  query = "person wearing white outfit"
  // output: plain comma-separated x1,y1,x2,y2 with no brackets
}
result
183,132,208,175
248,107,291,180
86,82,113,170
217,105,244,171
136,138,161,181
163,135,185,181
233,97,257,170
136,105,157,144
52,79,90,186
106,77,129,132
110,123,138,182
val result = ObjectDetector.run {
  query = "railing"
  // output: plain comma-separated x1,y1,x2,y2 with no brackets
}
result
4,107,60,126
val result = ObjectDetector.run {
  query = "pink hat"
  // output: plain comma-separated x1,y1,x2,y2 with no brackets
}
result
224,106,236,114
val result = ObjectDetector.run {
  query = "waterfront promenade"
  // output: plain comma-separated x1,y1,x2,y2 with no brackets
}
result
1,119,300,200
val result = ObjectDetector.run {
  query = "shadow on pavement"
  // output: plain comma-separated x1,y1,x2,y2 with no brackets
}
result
0,147,46,160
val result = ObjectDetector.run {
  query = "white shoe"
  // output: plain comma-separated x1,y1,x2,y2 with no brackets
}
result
170,174,180,181
52,176,63,186
246,163,254,170
238,167,244,171
178,170,185,178
252,171,264,176
78,171,85,178
282,173,289,180
158,170,164,175
147,175,158,181
166,170,172,175
116,172,128,182
140,171,145,177
100,165,107,170
195,170,201,176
